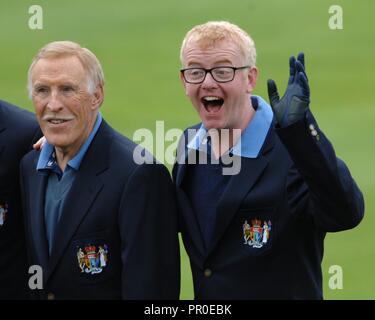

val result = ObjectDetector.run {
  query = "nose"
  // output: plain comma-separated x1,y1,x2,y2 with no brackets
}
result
47,90,64,112
201,71,218,89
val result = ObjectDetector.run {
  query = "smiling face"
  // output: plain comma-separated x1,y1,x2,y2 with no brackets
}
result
31,55,103,157
181,39,258,131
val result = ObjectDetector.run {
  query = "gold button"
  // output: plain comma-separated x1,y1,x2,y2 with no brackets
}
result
309,124,315,131
47,293,55,300
311,130,318,136
204,269,212,277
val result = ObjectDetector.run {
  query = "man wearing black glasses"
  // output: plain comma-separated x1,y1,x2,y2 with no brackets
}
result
173,21,364,299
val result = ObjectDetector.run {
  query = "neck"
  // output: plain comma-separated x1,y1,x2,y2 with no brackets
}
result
54,147,73,172
209,128,241,159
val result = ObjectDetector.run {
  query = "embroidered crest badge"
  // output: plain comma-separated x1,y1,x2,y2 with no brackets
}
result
76,244,108,274
0,202,8,227
243,219,272,248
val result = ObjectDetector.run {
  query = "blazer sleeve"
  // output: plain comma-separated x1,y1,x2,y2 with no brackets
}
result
118,163,180,299
276,110,364,232
19,153,35,290
28,126,43,150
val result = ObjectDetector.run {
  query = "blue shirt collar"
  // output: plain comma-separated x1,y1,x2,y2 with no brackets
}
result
187,95,273,158
37,112,103,171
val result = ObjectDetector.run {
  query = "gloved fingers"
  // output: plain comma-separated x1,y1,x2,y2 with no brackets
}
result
296,60,308,82
288,56,296,84
296,71,310,98
297,52,305,69
267,79,280,108
295,60,305,74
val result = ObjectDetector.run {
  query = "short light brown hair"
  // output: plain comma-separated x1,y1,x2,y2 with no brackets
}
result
180,21,256,67
27,41,105,96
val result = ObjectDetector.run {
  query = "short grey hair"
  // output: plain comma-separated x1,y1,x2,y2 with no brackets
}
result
27,41,105,97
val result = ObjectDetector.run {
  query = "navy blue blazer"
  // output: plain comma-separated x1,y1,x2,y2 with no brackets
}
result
0,100,41,299
20,120,180,300
173,110,364,299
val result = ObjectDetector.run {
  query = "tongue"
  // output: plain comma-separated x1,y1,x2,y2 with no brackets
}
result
206,104,221,113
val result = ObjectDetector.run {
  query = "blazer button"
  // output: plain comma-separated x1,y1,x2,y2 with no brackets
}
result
47,293,55,300
204,269,212,277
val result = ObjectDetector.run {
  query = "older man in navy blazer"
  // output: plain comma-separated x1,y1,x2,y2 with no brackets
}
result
174,21,364,299
0,99,41,299
20,41,180,299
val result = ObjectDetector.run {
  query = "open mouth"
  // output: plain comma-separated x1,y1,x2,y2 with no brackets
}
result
201,96,224,113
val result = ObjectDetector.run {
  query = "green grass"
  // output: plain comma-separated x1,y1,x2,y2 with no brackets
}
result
1,0,374,299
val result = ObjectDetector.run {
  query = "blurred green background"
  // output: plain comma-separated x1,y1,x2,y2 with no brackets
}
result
0,0,374,299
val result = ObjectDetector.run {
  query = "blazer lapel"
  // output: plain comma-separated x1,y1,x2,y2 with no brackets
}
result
0,124,6,134
0,126,6,157
29,170,49,271
46,169,104,281
175,139,189,188
207,129,275,255
175,146,206,258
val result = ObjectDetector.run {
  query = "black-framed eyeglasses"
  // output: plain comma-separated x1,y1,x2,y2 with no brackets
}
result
180,66,250,84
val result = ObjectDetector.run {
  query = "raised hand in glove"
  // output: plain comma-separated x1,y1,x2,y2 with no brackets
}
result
267,52,310,127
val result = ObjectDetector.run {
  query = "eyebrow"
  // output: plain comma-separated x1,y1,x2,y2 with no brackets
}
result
187,59,233,67
32,83,49,90
58,83,79,89
33,81,78,88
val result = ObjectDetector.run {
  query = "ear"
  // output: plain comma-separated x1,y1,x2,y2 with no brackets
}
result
91,84,104,110
180,71,188,95
246,66,258,93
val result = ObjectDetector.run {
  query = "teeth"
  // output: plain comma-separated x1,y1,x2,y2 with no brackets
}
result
50,119,65,124
203,96,221,101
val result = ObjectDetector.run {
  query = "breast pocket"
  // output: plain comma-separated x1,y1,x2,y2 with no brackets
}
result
70,230,116,286
237,206,276,256
0,198,15,230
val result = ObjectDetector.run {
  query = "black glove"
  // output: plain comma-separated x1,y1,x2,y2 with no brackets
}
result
267,52,310,127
